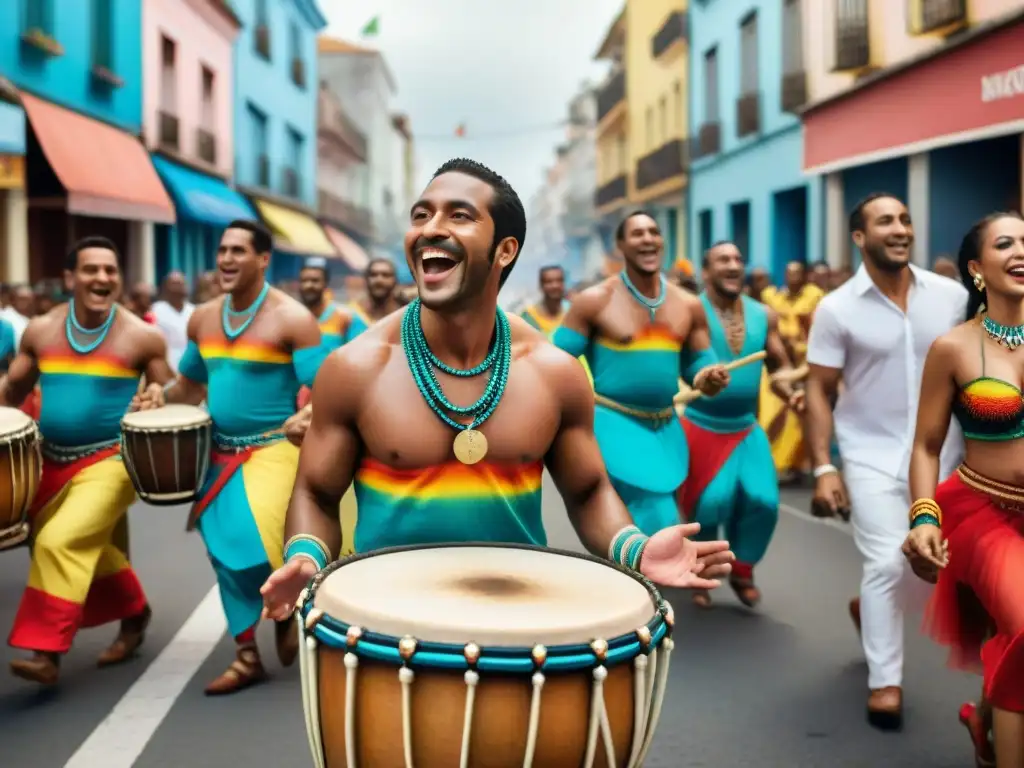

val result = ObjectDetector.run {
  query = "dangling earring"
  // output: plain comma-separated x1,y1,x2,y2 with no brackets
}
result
973,273,985,291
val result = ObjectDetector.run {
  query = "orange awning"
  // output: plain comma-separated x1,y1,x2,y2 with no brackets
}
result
323,224,370,271
20,92,175,223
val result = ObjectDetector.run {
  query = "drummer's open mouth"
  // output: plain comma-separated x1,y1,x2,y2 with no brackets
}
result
420,248,460,280
89,287,112,298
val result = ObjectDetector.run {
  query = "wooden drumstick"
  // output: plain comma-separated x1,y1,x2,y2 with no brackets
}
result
673,350,768,405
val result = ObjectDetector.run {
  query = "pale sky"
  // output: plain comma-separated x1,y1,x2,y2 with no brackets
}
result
320,0,623,203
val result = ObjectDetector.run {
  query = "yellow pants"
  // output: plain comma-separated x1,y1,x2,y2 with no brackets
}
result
9,456,146,652
757,372,805,473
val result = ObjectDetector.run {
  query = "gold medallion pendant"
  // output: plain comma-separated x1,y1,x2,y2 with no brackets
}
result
453,429,488,465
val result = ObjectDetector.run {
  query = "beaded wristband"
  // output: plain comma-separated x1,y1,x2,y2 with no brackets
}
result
284,534,331,571
608,525,649,571
910,513,940,530
909,498,942,526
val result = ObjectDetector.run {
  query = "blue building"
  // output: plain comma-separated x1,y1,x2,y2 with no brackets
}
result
0,0,174,283
231,0,335,282
688,0,821,281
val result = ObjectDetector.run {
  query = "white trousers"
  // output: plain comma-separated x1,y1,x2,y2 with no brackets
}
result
843,462,933,690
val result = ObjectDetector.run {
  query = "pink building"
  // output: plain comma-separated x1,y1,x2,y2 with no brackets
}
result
142,0,255,285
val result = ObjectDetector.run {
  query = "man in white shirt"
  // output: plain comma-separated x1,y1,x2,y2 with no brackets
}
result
805,193,968,730
150,272,195,373
1,284,34,350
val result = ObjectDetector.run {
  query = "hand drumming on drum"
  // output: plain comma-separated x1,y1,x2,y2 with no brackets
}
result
131,381,166,411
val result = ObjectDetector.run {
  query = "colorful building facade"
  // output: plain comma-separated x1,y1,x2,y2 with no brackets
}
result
143,0,252,285
801,1,1024,268
0,0,173,284
232,0,333,282
689,0,822,278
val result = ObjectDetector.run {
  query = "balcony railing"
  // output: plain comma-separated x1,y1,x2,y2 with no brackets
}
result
158,110,179,151
696,121,721,158
909,0,966,34
282,167,301,198
597,70,626,122
834,17,870,71
652,11,687,59
197,128,216,164
781,71,807,113
257,154,270,187
636,139,688,191
595,175,627,208
736,93,761,138
254,24,270,59
291,57,306,88
318,89,369,161
318,189,374,236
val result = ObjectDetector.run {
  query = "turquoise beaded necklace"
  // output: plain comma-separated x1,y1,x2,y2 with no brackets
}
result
65,298,117,354
222,280,270,340
620,269,667,321
982,315,1024,351
400,298,512,464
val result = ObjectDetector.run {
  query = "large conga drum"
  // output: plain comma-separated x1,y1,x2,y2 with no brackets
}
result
0,407,41,551
297,543,675,768
120,405,212,505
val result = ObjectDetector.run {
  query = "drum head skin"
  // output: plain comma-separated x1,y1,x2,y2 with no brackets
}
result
313,546,656,646
122,404,211,429
0,407,33,434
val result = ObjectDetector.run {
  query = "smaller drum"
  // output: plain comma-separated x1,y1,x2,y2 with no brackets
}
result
298,543,675,768
0,407,41,552
121,404,212,505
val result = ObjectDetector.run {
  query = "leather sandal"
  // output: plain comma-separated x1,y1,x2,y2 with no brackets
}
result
98,604,152,668
204,645,267,696
10,652,60,686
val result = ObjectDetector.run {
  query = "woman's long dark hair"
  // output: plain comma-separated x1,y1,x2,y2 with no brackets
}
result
959,212,1024,321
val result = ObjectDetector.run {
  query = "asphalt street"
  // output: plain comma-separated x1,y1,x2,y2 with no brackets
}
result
0,477,980,768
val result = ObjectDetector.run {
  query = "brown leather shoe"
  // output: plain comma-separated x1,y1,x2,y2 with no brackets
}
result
275,618,298,667
97,604,152,668
10,652,60,686
204,645,267,696
849,597,861,636
867,686,903,730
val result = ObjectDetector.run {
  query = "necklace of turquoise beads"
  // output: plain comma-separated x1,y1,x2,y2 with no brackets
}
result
982,315,1024,351
222,281,270,340
620,269,667,321
65,298,117,354
400,297,512,464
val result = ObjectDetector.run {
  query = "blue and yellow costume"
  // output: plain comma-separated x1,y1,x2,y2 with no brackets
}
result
553,319,710,535
316,302,346,349
678,294,778,581
178,311,323,639
10,324,147,653
344,301,372,343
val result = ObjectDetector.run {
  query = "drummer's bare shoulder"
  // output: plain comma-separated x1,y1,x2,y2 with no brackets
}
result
266,288,321,348
562,280,616,329
183,299,220,341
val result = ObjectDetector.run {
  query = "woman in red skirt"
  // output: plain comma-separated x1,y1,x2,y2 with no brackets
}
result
905,211,1024,767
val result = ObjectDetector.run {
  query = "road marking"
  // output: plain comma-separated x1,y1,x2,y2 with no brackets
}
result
64,586,225,768
779,501,854,536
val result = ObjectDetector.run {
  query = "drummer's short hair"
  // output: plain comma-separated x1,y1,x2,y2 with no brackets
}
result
226,219,273,255
615,210,657,242
702,240,741,267
366,257,396,276
849,192,903,234
66,236,121,272
432,158,525,288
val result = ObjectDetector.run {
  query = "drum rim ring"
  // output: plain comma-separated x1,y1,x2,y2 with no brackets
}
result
300,542,671,672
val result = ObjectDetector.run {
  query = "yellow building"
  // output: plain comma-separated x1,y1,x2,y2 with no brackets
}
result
594,2,689,269
625,0,688,267
594,8,628,227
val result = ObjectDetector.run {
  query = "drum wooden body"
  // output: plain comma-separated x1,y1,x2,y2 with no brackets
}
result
120,405,212,505
298,544,675,768
0,407,41,551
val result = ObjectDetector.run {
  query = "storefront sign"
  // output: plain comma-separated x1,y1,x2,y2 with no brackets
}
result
803,20,1024,174
0,154,24,189
981,64,1024,103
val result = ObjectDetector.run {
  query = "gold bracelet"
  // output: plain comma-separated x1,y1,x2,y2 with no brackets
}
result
909,498,942,526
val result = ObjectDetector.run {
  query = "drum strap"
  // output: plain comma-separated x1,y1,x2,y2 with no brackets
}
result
43,438,120,464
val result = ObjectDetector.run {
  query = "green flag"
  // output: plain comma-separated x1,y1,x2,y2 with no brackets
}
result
360,16,380,37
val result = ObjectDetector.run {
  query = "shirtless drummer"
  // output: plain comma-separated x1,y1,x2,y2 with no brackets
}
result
262,158,735,617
